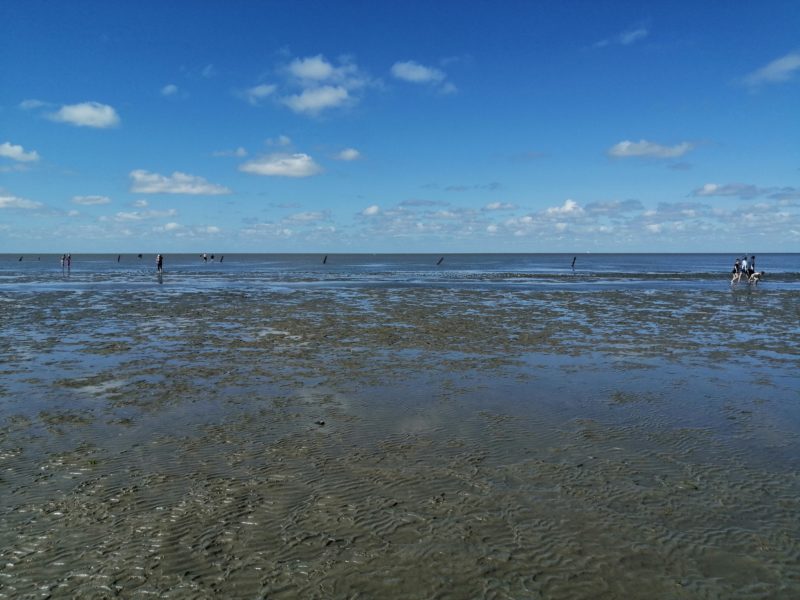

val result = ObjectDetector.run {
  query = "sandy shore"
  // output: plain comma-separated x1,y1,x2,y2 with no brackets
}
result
1,285,799,598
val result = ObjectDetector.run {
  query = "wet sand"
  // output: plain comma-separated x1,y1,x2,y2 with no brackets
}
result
1,285,799,598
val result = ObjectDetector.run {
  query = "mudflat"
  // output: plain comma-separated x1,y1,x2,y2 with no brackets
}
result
1,284,798,598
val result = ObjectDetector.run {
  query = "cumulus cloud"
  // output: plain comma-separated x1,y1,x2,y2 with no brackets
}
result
391,60,446,84
0,142,40,162
161,84,178,96
288,55,338,81
48,101,120,128
545,198,584,216
1,142,40,164
72,195,111,205
129,170,232,194
0,194,43,209
276,54,371,115
743,51,800,87
239,153,322,177
608,139,694,159
362,205,380,216
335,148,361,161
241,83,277,106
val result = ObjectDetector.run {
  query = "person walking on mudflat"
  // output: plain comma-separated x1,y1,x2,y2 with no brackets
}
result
156,254,164,273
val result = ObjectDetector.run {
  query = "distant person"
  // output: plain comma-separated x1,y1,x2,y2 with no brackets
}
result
219,256,224,263
202,253,208,263
61,254,66,269
731,258,741,283
210,254,215,260
66,254,71,270
138,253,142,259
117,255,121,262
748,255,755,278
741,256,748,278
571,256,576,270
156,253,164,273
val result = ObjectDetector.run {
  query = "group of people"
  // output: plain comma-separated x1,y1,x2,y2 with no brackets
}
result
60,254,72,270
731,255,763,284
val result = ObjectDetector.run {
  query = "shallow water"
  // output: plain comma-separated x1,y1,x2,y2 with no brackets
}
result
1,256,799,598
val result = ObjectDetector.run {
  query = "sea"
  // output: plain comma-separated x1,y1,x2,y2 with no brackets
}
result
2,252,798,291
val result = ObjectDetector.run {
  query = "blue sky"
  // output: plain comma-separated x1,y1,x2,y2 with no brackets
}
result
1,0,799,252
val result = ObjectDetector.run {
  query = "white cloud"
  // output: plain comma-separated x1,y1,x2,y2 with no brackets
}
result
287,211,328,223
646,223,663,233
72,195,111,205
242,83,277,106
164,222,182,231
0,141,40,162
161,84,178,96
691,183,763,199
48,101,120,128
67,210,80,217
391,60,445,83
619,28,649,45
201,64,217,78
283,85,350,115
608,139,694,159
0,194,43,209
19,99,46,110
288,55,336,81
362,205,380,216
111,208,177,221
484,202,516,211
129,170,232,194
743,51,800,87
335,148,361,161
239,153,322,177
595,27,649,48
281,55,370,115
203,226,221,234
132,199,148,208
546,199,584,216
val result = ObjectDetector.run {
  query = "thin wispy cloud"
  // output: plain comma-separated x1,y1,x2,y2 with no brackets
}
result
742,51,800,87
335,148,361,161
129,170,232,194
608,139,694,159
595,27,649,48
161,84,178,97
0,194,43,209
72,195,111,205
691,183,764,199
240,83,277,106
239,153,322,177
391,60,456,94
213,147,248,158
48,102,120,128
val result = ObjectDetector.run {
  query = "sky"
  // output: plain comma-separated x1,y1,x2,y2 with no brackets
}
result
1,0,799,253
